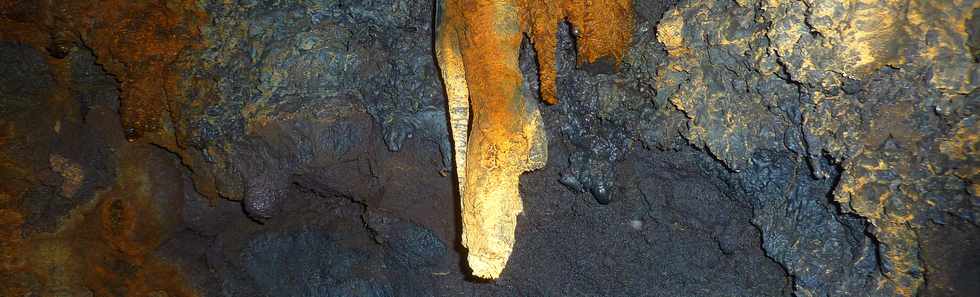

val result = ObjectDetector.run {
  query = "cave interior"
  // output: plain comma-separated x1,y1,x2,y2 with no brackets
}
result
0,0,978,296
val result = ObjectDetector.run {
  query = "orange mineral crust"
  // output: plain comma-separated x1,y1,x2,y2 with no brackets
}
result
0,0,227,203
436,0,634,279
520,0,635,104
0,148,198,297
0,4,203,291
0,0,207,141
67,0,207,141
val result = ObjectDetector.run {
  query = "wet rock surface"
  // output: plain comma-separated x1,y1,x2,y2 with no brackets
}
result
1,0,977,296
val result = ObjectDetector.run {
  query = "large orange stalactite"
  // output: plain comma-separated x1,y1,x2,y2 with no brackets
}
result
436,0,634,279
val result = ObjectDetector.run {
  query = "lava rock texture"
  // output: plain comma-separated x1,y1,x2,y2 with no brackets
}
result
0,0,976,296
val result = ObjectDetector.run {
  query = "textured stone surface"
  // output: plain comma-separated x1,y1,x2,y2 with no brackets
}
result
0,0,976,296
649,1,978,295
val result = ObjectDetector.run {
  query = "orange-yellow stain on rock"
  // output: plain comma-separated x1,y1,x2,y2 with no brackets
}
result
520,0,635,104
0,0,207,141
0,209,30,297
0,5,203,291
70,0,207,141
0,157,198,296
1,0,227,206
22,148,198,297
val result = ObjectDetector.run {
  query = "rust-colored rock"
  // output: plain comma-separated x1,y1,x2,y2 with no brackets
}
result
520,0,635,105
0,0,206,142
0,8,203,291
23,148,199,297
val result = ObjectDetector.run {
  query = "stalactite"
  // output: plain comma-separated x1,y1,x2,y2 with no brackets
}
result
435,0,634,279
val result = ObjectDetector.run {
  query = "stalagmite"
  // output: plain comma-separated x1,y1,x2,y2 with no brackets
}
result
435,0,634,279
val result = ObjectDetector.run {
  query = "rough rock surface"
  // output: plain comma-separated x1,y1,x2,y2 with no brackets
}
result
650,1,979,295
0,0,976,296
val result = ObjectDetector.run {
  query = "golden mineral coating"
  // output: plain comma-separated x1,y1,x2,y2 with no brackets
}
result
436,0,634,279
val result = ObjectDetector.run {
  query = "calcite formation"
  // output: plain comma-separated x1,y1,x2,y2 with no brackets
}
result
435,0,634,278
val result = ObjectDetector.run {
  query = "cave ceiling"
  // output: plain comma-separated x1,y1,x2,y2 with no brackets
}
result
0,0,977,296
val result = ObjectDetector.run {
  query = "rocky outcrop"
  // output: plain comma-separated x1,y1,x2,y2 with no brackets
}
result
650,1,978,295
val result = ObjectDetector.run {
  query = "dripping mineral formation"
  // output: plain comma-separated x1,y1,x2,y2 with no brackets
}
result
436,0,635,279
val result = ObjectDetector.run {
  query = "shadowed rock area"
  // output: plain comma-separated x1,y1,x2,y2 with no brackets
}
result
0,0,976,296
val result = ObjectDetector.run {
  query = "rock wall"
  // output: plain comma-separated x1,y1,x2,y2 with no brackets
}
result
649,1,978,295
0,0,976,296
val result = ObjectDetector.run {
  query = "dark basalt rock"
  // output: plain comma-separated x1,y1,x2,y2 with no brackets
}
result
241,230,393,297
365,209,448,270
1,44,122,234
